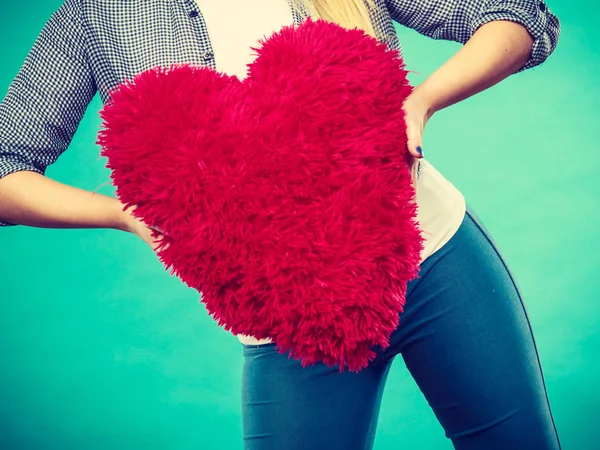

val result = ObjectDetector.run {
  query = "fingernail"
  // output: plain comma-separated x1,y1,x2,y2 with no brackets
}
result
416,146,424,157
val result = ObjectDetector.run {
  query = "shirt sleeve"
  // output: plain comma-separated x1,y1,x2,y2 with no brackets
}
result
384,0,560,71
0,0,97,226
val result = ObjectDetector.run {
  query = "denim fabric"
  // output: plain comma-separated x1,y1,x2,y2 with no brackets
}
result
241,206,561,450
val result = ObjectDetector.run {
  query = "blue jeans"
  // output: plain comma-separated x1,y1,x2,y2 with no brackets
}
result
240,206,561,450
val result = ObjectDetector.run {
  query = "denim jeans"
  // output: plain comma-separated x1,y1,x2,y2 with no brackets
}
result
240,206,561,450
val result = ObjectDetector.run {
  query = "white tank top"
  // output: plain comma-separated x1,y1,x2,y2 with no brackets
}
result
193,0,467,346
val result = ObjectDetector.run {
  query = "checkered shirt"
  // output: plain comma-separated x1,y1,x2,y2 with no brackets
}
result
0,0,560,226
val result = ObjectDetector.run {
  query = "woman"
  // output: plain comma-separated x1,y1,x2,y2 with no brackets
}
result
0,0,561,449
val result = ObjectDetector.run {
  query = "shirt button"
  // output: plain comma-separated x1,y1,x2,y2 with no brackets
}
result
189,10,199,18
202,50,214,61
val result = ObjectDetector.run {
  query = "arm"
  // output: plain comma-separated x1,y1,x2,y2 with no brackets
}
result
386,0,560,156
0,171,126,229
0,171,162,249
0,0,125,230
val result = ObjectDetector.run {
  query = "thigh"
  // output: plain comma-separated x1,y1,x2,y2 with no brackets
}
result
241,343,392,450
390,209,561,450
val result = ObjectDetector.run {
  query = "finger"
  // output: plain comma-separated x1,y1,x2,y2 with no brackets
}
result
150,234,170,252
153,241,170,252
143,226,168,250
405,122,424,159
149,224,164,234
408,154,419,193
149,224,171,238
406,139,424,159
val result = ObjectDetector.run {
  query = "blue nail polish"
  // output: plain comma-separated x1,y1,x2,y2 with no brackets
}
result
416,146,423,157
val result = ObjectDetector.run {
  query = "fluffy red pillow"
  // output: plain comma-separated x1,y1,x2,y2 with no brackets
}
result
98,18,423,372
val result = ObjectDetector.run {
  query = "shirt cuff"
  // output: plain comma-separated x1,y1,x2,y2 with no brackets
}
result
472,2,557,72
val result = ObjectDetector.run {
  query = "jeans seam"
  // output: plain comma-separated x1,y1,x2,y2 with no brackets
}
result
465,209,562,449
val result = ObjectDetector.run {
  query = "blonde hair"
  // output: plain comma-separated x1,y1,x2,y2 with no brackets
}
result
291,0,378,39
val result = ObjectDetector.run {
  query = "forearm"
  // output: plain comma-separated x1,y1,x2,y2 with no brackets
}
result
414,20,535,117
0,170,127,230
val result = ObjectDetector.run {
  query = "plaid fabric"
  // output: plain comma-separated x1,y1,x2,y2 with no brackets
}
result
0,0,560,226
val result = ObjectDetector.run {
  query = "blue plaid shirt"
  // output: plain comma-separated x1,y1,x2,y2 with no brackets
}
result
0,0,560,227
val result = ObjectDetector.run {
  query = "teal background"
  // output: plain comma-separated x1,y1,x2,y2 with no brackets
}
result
0,1,598,449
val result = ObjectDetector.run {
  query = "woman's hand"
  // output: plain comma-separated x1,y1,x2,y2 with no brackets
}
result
400,19,537,190
119,204,166,251
401,18,537,177
403,87,434,189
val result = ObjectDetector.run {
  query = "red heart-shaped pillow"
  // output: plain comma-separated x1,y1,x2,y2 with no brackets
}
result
98,19,423,372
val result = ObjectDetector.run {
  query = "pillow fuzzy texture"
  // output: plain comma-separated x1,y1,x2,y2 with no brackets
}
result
98,18,423,372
